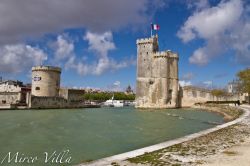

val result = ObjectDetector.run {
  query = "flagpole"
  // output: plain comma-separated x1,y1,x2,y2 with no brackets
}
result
150,23,152,37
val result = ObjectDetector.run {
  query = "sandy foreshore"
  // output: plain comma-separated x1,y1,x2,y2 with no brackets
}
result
201,105,250,166
80,105,250,166
201,137,250,166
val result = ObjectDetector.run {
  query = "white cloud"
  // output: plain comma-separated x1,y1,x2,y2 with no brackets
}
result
187,0,210,11
84,31,115,57
105,80,122,91
189,48,209,65
0,44,47,73
0,0,166,44
83,31,116,75
203,81,213,87
179,80,192,87
113,81,121,87
178,0,243,42
53,35,74,61
65,56,91,76
181,72,194,81
178,0,250,65
63,31,135,76
112,81,121,91
82,31,135,75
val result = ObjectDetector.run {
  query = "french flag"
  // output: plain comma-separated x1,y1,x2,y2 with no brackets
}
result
151,23,160,30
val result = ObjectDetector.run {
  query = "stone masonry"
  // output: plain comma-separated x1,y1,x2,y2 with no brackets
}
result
135,35,179,108
31,66,61,97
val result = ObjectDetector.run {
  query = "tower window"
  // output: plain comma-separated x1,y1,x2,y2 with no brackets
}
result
35,87,40,90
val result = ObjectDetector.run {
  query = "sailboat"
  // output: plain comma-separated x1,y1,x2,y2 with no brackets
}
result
103,94,124,107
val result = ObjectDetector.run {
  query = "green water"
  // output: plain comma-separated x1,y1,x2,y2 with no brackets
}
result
0,107,223,166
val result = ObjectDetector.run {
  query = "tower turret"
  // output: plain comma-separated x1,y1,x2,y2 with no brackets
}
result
136,36,158,78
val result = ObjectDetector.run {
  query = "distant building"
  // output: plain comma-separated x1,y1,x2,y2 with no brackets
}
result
227,80,239,94
0,80,31,106
125,85,133,95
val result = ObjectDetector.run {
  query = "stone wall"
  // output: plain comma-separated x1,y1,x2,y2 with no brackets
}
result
181,86,213,107
181,86,245,107
59,88,85,102
30,96,86,109
0,92,21,104
30,96,68,109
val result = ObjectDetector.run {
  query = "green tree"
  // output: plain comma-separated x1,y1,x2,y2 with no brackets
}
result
211,89,226,100
83,92,135,101
237,68,250,94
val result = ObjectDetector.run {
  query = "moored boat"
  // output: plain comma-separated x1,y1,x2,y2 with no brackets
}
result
103,95,124,107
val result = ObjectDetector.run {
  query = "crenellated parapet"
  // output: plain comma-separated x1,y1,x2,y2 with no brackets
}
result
153,51,179,59
168,52,179,59
32,66,61,73
136,35,158,45
153,51,167,57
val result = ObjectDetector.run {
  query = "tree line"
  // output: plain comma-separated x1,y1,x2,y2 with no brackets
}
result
83,92,135,101
211,68,250,98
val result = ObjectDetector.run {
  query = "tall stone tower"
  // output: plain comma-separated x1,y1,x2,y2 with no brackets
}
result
135,35,179,108
31,66,61,97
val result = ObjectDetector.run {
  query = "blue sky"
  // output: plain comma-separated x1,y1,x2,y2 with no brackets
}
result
0,0,249,91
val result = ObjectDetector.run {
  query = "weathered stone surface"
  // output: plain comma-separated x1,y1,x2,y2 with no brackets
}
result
135,36,246,108
31,66,61,97
135,35,179,108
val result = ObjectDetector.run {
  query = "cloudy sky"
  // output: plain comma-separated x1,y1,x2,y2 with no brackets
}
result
0,0,249,90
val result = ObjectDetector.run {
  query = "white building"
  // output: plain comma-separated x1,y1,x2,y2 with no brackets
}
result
227,80,239,94
0,80,30,105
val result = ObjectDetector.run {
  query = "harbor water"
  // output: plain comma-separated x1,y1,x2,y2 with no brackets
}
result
0,107,224,165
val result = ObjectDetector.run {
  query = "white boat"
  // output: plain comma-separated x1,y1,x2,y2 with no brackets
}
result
112,100,124,107
124,101,136,106
103,95,124,107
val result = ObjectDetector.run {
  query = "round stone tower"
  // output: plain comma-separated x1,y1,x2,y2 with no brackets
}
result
31,66,61,97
